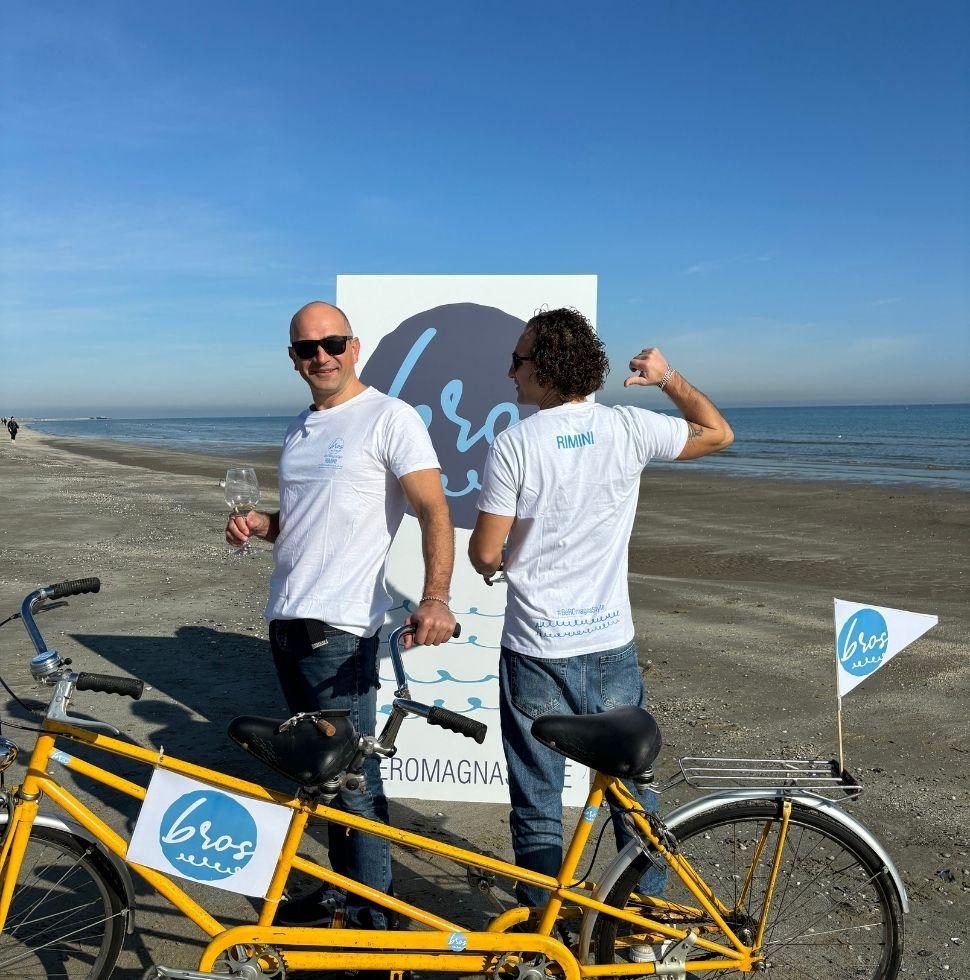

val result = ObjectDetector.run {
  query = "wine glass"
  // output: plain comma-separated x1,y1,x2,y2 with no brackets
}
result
224,466,260,557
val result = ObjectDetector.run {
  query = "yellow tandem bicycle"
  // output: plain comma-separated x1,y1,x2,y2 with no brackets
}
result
0,579,906,978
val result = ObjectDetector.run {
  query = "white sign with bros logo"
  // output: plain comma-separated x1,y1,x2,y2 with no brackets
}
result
338,275,597,805
127,769,293,897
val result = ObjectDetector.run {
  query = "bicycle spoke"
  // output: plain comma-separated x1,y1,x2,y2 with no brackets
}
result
0,910,124,972
0,829,124,978
7,848,94,932
765,861,883,941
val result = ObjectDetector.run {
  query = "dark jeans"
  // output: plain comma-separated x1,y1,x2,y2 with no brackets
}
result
499,641,666,908
269,618,391,928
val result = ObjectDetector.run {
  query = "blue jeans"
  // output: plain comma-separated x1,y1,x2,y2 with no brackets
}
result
499,641,666,908
270,618,391,928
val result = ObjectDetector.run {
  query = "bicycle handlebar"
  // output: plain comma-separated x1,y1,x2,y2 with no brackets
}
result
387,622,462,695
386,622,488,744
76,672,145,700
428,705,487,744
46,578,101,601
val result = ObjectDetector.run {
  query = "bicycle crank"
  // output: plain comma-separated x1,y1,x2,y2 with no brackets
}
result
145,943,287,980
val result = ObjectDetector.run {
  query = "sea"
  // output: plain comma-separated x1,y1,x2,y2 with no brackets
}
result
25,403,970,491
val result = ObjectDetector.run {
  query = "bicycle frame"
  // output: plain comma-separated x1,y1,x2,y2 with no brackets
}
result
0,716,768,976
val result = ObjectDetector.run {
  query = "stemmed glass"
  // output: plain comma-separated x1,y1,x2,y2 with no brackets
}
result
224,466,260,558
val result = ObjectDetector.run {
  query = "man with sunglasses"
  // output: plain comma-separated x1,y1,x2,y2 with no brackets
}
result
469,307,733,910
226,300,456,929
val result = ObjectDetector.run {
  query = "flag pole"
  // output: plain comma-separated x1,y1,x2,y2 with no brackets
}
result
836,695,845,772
834,598,845,772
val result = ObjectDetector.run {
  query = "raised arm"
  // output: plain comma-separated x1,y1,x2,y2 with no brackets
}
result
399,468,457,646
624,347,734,460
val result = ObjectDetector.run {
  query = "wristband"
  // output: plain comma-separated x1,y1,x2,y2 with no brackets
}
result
658,367,675,391
420,595,450,607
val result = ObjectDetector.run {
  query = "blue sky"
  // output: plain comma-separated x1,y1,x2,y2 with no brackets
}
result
1,1,967,416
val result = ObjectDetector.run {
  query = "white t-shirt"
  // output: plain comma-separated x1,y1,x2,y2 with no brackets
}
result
266,387,440,636
477,402,688,659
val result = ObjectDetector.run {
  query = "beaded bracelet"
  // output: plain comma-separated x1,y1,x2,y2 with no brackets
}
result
420,595,451,607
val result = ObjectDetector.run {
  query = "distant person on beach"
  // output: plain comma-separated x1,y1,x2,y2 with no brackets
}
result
6,418,18,441
224,300,456,929
469,307,733,908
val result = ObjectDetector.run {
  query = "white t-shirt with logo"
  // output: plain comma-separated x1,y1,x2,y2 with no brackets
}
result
266,387,440,636
477,402,688,659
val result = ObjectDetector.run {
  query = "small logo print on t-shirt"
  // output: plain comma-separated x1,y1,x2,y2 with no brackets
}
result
555,431,594,450
322,438,345,469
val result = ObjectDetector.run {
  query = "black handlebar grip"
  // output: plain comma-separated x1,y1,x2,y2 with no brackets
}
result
47,578,101,600
76,672,144,700
427,705,486,744
453,623,461,639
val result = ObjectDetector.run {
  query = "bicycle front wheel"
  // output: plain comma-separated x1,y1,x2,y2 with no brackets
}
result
594,799,903,979
0,825,127,979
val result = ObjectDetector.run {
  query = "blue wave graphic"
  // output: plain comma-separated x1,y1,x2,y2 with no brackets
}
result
391,599,504,618
378,696,499,716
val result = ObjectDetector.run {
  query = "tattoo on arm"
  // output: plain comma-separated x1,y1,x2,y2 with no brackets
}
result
687,423,704,440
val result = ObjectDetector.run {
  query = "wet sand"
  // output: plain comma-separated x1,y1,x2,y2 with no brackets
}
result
0,426,967,976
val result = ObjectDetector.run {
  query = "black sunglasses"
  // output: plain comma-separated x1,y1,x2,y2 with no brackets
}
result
511,351,533,371
290,335,353,359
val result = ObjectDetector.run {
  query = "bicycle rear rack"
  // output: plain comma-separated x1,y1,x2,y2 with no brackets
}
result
678,756,863,800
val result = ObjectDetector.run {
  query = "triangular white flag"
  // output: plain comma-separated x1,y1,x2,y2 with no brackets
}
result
835,599,937,698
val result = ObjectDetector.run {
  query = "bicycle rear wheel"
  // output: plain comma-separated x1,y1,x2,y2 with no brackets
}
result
593,799,902,979
0,825,127,979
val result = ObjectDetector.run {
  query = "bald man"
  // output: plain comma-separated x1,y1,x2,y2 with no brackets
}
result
227,301,456,928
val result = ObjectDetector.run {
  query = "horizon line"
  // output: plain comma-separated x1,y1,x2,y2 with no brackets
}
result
16,400,970,422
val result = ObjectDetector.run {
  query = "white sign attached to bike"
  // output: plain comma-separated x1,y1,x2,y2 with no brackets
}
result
339,275,597,805
127,769,292,896
834,598,938,698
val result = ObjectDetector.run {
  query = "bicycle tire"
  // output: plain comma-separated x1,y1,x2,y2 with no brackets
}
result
593,799,903,979
0,825,127,979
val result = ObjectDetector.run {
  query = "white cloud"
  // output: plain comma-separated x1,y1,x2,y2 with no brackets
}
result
681,252,773,277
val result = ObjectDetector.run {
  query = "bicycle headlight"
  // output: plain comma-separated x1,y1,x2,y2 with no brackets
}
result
0,736,19,773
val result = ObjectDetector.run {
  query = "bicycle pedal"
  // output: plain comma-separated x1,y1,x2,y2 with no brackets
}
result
143,967,239,980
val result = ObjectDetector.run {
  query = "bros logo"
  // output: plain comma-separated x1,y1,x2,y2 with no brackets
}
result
158,790,258,882
360,303,537,529
838,607,890,678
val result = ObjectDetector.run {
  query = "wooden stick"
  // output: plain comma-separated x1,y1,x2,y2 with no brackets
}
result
836,697,845,772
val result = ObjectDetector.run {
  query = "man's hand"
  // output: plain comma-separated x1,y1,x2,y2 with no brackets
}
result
624,347,670,387
225,511,272,549
404,599,457,649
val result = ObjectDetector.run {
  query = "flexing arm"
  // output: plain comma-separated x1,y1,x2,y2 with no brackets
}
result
625,347,733,459
469,511,515,583
399,468,458,646
225,510,280,547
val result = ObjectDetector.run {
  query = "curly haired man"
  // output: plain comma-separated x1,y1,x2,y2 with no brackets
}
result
469,307,733,907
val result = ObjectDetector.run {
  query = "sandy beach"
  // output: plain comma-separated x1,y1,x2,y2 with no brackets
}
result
1,425,967,977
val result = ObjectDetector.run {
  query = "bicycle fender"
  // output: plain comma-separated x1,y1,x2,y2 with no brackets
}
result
0,809,137,934
576,789,909,964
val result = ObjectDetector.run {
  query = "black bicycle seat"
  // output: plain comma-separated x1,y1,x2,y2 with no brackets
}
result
228,711,358,791
531,705,662,778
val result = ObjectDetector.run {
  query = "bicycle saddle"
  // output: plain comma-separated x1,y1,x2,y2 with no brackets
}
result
228,711,358,791
531,705,662,778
